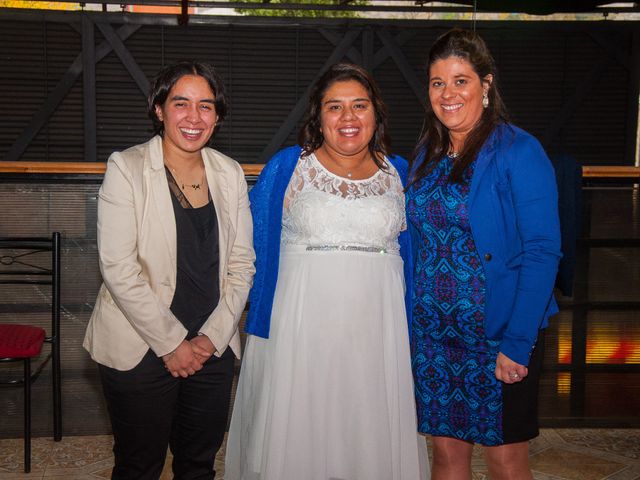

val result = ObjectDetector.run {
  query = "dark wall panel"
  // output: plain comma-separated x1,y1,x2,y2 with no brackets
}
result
0,20,48,161
25,22,83,162
0,14,637,166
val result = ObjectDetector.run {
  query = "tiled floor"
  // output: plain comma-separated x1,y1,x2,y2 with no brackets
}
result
0,429,639,479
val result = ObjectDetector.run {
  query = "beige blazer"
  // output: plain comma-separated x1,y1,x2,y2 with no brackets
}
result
83,136,255,371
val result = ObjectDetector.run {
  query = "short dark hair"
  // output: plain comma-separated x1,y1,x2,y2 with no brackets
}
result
147,61,228,136
410,28,509,185
298,63,391,169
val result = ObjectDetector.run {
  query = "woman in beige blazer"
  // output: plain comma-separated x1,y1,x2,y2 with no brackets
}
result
84,61,255,480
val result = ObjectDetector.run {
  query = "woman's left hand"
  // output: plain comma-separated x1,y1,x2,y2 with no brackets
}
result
495,352,528,384
163,340,204,378
190,335,216,363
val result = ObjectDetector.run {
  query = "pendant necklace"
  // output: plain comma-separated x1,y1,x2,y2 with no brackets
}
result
332,154,366,179
318,147,371,180
166,163,205,192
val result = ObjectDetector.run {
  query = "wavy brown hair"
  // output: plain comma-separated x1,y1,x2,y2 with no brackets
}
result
298,63,391,170
409,28,509,185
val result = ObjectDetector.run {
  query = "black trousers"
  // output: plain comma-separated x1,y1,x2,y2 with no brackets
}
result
99,348,235,480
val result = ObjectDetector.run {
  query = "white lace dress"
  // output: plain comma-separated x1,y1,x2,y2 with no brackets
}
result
225,153,428,480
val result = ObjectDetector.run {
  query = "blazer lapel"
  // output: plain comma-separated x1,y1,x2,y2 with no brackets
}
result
468,129,499,209
203,148,231,288
147,136,177,272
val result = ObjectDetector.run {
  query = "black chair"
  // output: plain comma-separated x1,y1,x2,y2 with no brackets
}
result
0,232,62,473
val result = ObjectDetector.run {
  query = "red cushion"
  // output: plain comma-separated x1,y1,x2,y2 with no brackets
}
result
0,324,46,358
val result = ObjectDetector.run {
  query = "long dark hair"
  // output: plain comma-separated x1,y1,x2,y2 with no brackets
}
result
147,60,228,137
298,63,391,170
409,28,509,185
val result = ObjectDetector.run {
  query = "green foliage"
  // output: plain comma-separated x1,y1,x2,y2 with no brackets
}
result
0,0,76,9
235,0,366,18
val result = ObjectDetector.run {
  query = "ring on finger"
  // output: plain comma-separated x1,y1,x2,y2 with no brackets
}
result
508,371,519,379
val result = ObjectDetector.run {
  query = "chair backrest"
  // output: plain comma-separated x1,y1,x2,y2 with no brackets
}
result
0,233,61,346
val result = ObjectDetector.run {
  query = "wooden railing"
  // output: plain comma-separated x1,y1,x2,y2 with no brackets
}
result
581,166,640,178
1,162,640,178
0,161,265,176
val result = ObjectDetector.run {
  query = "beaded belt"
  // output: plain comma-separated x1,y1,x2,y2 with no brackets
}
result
305,244,388,254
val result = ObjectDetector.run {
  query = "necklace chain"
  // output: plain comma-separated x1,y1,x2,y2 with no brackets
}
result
319,149,371,179
166,162,205,192
182,181,201,190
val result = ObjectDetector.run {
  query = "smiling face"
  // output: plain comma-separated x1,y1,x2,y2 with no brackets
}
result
319,79,376,160
155,74,218,160
428,56,492,147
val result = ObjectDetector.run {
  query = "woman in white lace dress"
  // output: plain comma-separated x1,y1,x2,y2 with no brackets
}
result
225,63,428,480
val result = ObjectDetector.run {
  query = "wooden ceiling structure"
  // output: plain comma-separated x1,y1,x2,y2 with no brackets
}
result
11,0,640,17
1,1,638,166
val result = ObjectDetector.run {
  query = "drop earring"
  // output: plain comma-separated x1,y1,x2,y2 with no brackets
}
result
482,91,489,109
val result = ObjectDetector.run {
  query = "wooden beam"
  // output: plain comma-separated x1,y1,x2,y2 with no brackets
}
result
626,29,640,167
95,22,150,97
581,166,640,178
318,28,362,66
260,27,415,164
372,29,415,70
5,24,141,162
362,26,374,72
82,15,97,163
590,31,633,71
2,162,638,179
0,161,265,176
178,0,189,25
0,162,107,174
319,27,415,70
258,28,362,163
377,28,426,106
541,53,611,147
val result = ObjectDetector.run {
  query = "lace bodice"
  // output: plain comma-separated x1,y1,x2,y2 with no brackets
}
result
281,153,406,253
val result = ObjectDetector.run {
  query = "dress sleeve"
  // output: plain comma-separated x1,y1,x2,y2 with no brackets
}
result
498,135,562,365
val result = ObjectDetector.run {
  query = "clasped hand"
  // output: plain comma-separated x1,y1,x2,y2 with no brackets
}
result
495,351,528,384
162,336,216,378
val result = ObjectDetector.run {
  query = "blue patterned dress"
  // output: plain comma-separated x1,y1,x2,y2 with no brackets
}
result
407,156,504,446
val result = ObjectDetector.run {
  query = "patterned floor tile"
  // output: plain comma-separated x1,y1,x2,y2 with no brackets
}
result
555,429,640,460
42,459,115,478
0,473,44,480
0,438,51,476
530,447,627,480
607,465,640,480
45,436,113,470
1,429,639,479
91,468,112,479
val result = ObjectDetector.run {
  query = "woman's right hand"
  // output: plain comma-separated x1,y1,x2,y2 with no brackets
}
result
495,351,528,384
163,340,205,378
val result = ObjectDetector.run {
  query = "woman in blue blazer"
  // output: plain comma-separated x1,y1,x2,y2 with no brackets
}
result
406,29,561,479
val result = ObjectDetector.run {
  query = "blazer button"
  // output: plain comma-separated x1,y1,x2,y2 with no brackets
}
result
484,253,492,261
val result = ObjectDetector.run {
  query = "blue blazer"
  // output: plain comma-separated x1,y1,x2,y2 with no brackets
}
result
246,145,413,339
409,124,561,366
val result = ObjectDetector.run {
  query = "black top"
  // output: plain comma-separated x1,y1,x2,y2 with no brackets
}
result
166,169,220,339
